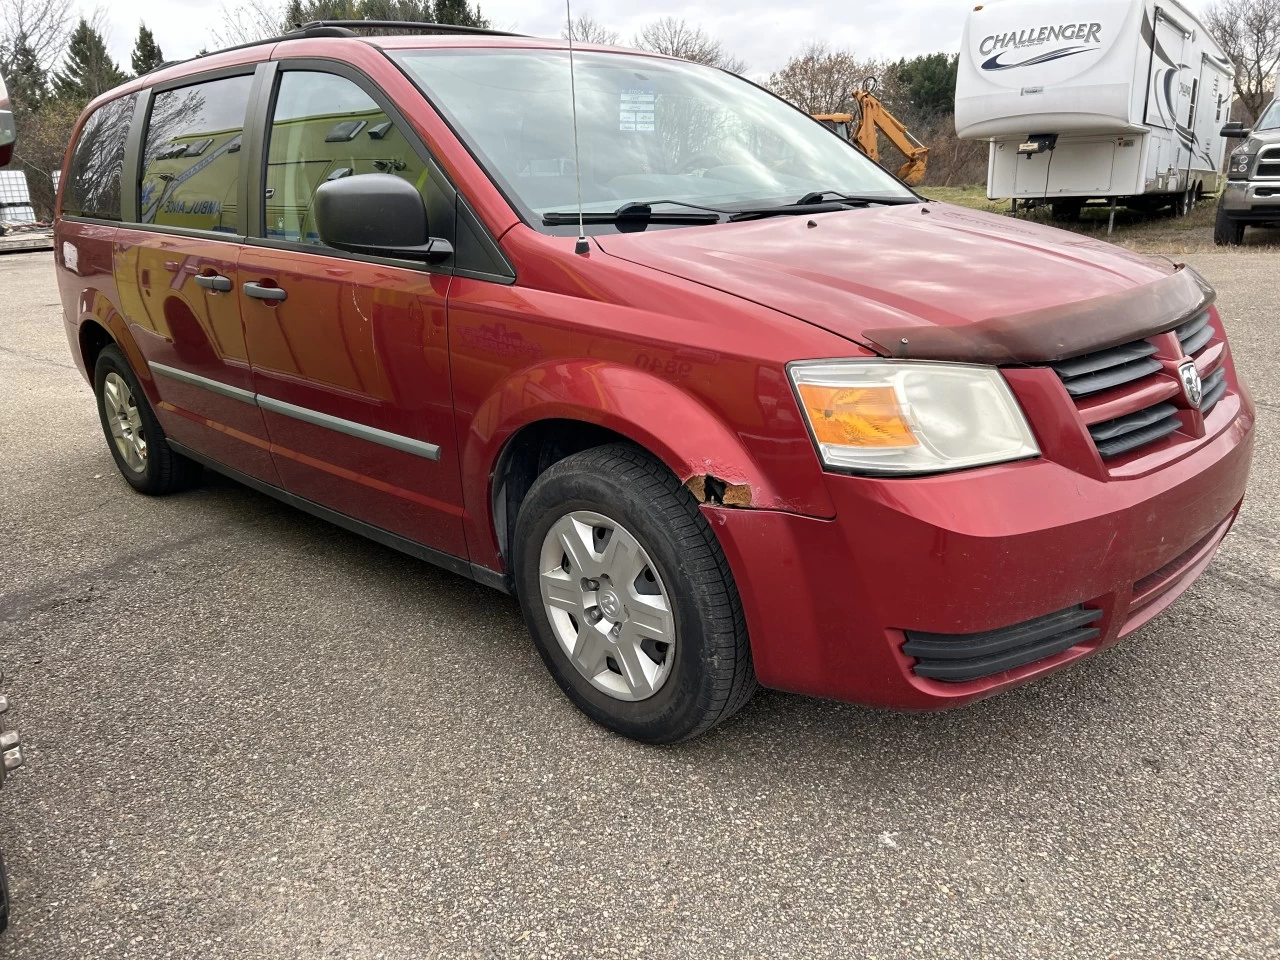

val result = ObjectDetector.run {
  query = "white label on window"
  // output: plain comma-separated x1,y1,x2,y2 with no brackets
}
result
620,84,656,132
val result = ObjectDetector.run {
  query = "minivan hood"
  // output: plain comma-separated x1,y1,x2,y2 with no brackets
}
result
594,203,1174,357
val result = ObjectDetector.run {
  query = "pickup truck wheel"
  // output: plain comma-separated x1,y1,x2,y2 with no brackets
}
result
0,849,10,933
513,443,757,744
1213,203,1245,246
94,345,201,495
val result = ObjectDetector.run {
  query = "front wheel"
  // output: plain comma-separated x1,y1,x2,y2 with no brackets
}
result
513,444,757,744
1213,202,1245,246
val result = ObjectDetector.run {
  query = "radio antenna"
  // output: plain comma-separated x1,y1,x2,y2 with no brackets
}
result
565,0,590,255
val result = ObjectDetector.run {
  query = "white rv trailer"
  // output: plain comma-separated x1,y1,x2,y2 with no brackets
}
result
955,0,1235,224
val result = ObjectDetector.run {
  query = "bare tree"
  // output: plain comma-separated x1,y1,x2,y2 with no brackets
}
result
766,42,887,115
211,0,285,48
0,0,74,72
634,17,745,74
1206,0,1280,124
562,13,618,46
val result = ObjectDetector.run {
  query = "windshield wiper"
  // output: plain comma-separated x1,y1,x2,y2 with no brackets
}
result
728,192,920,222
543,201,723,226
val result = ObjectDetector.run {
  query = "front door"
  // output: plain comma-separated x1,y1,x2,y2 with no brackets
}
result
239,66,467,558
115,71,279,485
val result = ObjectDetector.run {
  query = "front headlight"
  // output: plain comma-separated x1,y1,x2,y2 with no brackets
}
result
789,360,1040,475
1229,148,1255,178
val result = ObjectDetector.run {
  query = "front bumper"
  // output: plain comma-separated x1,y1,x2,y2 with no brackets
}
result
1220,180,1280,216
708,394,1254,709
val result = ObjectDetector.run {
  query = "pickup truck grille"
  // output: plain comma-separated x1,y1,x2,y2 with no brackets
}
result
1256,147,1280,179
1044,310,1228,464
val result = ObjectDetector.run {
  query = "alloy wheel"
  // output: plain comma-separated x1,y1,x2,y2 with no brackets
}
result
538,510,676,701
102,371,147,472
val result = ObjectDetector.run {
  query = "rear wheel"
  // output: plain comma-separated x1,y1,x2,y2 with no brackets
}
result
513,444,756,743
94,345,201,495
0,849,9,933
1213,202,1246,246
1050,199,1083,222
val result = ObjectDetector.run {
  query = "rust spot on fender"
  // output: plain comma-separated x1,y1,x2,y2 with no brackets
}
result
685,474,753,508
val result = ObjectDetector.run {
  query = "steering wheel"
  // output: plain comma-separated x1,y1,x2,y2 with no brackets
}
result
676,153,725,175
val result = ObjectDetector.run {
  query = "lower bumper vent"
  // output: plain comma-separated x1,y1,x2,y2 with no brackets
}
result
903,605,1103,682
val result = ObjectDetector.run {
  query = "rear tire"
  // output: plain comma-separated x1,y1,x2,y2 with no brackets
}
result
94,345,202,495
1050,200,1082,222
1213,202,1245,246
0,849,9,934
513,443,757,744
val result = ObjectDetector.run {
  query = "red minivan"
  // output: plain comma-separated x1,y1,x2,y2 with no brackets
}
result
55,22,1255,743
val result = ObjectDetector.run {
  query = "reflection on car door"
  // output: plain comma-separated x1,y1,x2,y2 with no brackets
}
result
240,68,467,558
117,72,280,485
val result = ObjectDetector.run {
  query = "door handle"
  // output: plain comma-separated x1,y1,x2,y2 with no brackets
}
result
243,281,288,302
194,274,233,292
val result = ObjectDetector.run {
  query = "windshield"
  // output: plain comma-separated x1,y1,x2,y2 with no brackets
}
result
392,49,916,228
1258,100,1280,131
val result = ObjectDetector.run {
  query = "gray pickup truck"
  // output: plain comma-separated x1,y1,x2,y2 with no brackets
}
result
1217,100,1280,246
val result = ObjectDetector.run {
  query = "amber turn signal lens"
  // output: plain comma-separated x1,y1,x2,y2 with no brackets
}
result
796,384,918,448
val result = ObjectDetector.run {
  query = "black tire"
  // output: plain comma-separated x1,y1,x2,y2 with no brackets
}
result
513,443,757,744
1213,202,1245,246
1050,200,1082,222
0,849,9,934
94,345,201,495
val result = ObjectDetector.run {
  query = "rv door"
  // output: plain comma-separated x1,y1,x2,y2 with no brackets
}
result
1143,7,1190,132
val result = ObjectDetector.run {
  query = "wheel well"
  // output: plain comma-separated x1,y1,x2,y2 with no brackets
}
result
491,419,637,567
78,320,114,376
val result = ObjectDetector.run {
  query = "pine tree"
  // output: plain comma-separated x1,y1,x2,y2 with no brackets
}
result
131,24,165,76
51,19,128,104
4,36,48,114
432,0,488,28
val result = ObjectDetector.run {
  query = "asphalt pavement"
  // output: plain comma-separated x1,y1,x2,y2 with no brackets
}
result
0,248,1277,959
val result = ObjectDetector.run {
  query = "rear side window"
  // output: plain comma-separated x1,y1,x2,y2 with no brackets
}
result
140,74,254,233
63,94,137,221
265,71,450,246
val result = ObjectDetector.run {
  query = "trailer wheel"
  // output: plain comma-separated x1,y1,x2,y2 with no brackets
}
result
1172,190,1191,218
1050,200,1082,222
1213,203,1245,246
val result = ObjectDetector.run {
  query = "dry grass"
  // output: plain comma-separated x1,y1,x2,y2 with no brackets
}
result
920,185,1280,253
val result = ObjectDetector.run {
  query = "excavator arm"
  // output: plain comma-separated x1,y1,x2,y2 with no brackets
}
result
850,89,929,185
813,83,929,186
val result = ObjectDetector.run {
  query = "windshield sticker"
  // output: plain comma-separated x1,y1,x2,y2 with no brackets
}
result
620,83,656,132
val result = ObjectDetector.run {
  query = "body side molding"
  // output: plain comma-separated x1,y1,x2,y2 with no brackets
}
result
149,361,442,461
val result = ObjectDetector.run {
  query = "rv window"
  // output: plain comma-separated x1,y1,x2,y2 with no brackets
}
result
63,94,138,221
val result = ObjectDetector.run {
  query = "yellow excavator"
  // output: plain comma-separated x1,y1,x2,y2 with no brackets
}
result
813,78,929,186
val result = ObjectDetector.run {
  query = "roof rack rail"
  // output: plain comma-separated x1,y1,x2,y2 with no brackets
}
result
193,18,527,61
291,20,528,38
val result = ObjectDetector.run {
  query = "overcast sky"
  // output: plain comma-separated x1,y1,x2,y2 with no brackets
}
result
83,0,1211,79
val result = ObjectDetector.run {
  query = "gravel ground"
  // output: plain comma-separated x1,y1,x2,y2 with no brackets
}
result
0,249,1277,959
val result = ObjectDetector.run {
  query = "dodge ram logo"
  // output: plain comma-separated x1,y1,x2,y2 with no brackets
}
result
1178,360,1203,409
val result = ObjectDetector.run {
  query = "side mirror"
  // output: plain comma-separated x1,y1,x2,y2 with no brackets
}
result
314,173,452,264
1220,122,1251,139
